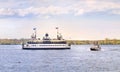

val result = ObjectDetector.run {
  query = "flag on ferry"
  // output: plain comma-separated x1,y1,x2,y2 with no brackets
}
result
56,27,58,29
33,28,36,30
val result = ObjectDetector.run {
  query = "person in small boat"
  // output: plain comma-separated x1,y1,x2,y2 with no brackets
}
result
94,41,98,45
94,41,100,47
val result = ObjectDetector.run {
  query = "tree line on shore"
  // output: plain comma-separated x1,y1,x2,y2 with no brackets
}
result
67,39,120,45
0,38,120,45
0,39,27,45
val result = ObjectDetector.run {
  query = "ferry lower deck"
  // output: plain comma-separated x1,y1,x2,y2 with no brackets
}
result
22,44,70,50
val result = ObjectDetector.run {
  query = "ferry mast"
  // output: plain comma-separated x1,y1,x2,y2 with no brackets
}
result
34,28,37,39
56,27,59,39
31,28,37,39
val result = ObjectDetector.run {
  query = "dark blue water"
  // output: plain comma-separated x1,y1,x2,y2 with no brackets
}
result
0,45,120,72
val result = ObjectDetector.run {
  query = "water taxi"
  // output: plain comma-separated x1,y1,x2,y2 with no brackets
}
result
90,41,101,51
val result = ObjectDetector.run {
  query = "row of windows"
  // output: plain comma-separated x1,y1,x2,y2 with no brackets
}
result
26,44,67,46
27,41,67,44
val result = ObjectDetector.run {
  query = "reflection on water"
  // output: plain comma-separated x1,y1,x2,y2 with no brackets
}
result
0,45,120,72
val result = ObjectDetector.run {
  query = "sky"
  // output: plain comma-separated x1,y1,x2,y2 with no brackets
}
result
0,0,120,40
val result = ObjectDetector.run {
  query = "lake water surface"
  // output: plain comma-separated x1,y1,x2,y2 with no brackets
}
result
0,45,120,72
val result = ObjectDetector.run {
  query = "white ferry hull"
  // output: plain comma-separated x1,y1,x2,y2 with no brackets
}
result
22,44,70,50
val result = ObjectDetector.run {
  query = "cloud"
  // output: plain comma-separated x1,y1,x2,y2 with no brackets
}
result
111,10,120,15
44,15,50,19
72,0,120,15
0,8,14,16
0,6,71,17
0,0,120,17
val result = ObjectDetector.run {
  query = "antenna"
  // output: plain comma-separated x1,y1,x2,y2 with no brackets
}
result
56,27,59,35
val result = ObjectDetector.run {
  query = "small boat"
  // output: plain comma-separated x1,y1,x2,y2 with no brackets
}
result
90,45,101,51
22,27,71,50
90,41,101,51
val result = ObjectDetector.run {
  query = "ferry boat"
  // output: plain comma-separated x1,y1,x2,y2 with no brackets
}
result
22,28,71,50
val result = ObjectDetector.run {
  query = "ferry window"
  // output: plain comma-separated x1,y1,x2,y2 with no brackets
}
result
32,45,36,46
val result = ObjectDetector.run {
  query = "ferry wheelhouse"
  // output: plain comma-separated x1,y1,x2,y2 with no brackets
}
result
22,28,70,50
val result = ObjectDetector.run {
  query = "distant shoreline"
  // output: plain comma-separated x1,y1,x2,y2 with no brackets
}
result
0,39,120,45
